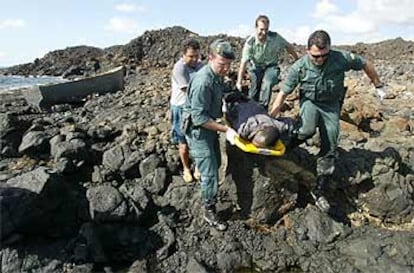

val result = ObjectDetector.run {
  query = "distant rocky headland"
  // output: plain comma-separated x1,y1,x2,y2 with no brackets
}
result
1,25,413,78
0,26,413,273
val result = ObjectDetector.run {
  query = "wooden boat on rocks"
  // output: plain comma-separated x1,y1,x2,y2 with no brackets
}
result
24,66,125,109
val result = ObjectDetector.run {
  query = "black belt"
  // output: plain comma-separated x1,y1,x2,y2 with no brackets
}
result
253,63,278,69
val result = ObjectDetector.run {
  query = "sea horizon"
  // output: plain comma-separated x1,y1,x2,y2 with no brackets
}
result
0,74,67,93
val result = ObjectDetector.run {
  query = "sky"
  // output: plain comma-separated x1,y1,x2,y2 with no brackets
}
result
1,0,414,67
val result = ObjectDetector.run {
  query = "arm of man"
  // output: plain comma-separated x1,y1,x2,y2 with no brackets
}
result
363,59,382,88
269,92,289,117
236,38,253,90
189,80,232,134
172,63,190,92
343,51,382,88
203,119,237,145
202,119,228,133
269,60,302,117
236,60,248,90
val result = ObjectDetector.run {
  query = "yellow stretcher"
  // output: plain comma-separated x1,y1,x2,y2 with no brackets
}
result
231,134,286,156
223,113,286,156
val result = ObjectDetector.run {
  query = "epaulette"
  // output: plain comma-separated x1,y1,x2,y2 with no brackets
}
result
267,31,278,38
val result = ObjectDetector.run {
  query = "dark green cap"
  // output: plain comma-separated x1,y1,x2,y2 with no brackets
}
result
210,39,235,60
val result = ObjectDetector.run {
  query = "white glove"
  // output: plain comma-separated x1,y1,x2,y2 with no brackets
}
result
221,99,228,113
376,86,387,101
236,82,242,91
225,127,238,145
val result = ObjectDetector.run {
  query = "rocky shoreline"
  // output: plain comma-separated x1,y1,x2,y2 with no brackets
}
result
1,27,414,273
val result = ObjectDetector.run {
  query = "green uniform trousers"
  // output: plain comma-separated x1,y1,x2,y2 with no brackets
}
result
248,66,280,109
297,100,340,176
186,126,221,207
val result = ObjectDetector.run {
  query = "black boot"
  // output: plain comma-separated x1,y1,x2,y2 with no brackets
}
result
203,205,227,231
286,128,305,151
284,118,306,151
310,175,331,213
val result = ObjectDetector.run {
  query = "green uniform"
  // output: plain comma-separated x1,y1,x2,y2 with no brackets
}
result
183,64,225,207
241,31,289,109
281,49,365,175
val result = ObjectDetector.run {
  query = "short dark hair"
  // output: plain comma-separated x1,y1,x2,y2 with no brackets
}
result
182,38,201,54
307,30,331,50
255,15,270,27
253,126,280,148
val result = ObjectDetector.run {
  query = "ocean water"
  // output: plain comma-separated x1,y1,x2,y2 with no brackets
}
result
0,75,67,93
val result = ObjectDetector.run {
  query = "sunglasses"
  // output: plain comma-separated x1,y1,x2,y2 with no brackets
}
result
310,52,330,59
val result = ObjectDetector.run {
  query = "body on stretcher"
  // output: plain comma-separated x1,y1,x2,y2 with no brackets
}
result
231,134,286,156
222,93,286,156
223,114,286,156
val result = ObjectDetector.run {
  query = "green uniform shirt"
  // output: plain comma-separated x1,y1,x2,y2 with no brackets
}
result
281,49,366,103
184,64,224,126
241,31,289,68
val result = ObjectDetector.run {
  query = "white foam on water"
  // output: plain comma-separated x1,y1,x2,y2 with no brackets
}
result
0,75,67,94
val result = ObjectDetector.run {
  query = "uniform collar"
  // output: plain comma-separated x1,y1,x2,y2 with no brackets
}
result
305,55,329,71
254,35,267,46
207,64,224,83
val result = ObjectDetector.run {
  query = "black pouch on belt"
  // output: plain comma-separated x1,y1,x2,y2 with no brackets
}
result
180,111,192,134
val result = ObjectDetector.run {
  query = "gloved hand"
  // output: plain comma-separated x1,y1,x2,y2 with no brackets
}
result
236,82,242,92
376,86,387,101
221,99,228,113
225,127,238,145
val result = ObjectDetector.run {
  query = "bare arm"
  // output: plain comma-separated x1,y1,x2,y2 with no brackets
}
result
269,91,289,117
236,60,248,88
363,59,382,87
202,119,229,133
